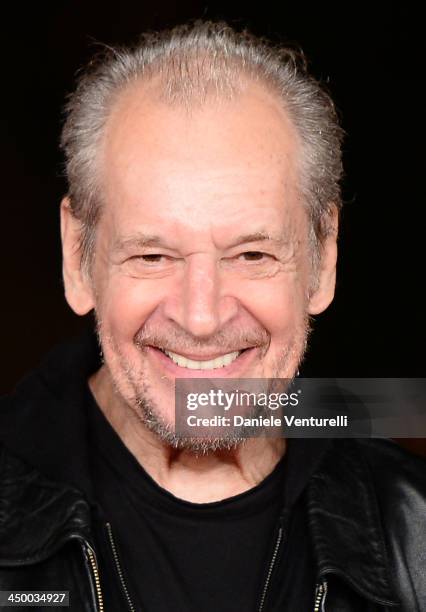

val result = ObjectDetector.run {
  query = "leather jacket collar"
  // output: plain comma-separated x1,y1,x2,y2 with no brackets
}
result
307,439,399,607
0,444,94,566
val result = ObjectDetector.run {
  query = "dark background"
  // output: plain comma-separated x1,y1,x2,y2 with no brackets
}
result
1,2,424,394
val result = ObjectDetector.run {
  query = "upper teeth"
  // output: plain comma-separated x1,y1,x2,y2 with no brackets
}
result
163,349,241,369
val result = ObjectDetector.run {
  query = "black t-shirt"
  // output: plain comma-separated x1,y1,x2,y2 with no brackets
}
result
86,389,325,611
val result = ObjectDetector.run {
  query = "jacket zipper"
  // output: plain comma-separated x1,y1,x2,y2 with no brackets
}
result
313,579,328,611
106,522,136,612
257,519,284,612
85,543,104,612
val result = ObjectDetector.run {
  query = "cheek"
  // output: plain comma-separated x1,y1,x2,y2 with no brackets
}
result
95,277,159,340
244,277,307,336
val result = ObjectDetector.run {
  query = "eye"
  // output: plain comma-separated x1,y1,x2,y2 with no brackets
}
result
239,251,268,261
129,254,165,263
140,254,163,262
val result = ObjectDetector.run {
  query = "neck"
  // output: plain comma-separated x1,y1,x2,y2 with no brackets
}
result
89,366,286,503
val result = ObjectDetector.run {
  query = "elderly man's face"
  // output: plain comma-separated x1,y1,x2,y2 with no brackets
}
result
62,81,337,438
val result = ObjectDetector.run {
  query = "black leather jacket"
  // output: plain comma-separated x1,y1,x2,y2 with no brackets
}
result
1,437,426,611
0,337,425,611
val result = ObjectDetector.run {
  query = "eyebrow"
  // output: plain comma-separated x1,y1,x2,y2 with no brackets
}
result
230,232,289,248
112,234,165,253
112,230,289,253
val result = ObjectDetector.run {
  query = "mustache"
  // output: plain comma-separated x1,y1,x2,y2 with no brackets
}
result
133,325,270,353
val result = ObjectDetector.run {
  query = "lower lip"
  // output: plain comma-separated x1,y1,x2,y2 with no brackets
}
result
145,346,258,378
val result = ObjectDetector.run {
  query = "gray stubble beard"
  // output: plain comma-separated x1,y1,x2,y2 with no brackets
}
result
95,315,311,455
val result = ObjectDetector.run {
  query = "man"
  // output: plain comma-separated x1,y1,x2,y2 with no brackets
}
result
0,21,425,612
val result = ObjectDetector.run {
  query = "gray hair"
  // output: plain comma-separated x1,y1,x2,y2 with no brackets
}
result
60,20,344,271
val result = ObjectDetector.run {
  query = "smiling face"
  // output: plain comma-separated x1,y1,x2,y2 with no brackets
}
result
61,79,337,448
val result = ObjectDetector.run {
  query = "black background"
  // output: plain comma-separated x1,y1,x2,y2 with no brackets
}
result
1,2,424,393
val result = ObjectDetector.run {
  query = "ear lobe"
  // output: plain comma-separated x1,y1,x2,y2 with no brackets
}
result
307,208,338,315
60,196,94,315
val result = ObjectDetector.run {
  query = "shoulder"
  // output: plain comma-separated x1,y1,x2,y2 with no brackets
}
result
0,441,93,564
330,438,426,525
353,438,426,502
308,439,426,608
354,437,426,532
353,439,426,610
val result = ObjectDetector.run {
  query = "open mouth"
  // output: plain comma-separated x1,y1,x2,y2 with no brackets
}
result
157,348,249,370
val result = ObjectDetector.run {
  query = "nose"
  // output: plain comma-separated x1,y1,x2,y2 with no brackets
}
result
163,256,238,338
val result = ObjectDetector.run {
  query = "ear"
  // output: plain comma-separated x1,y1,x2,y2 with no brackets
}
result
60,196,95,315
307,206,339,315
